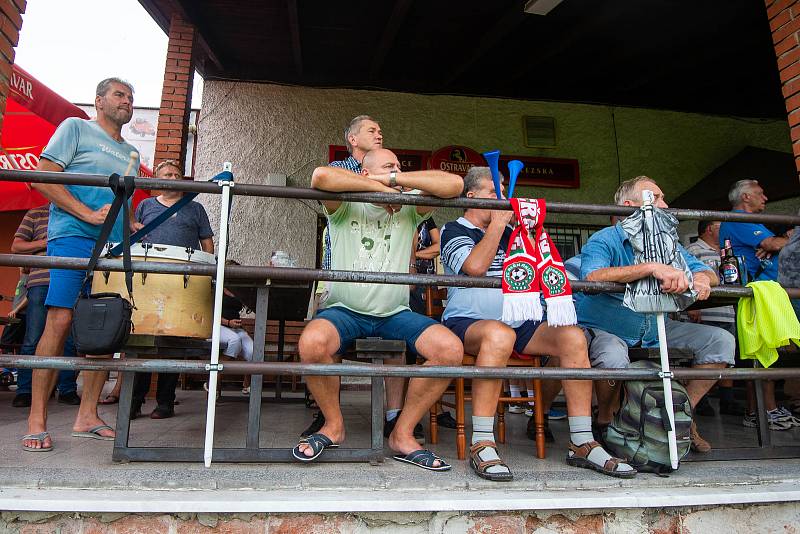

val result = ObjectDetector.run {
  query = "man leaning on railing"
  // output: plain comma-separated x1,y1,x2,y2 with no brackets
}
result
292,147,463,471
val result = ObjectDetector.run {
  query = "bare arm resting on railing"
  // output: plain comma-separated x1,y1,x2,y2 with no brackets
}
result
582,227,717,300
311,165,398,212
32,158,111,226
33,158,141,231
312,148,463,214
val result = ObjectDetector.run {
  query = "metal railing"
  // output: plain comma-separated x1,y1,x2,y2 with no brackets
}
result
1,167,799,383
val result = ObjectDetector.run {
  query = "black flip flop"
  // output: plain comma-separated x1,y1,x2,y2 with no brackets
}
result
291,432,339,462
392,449,451,472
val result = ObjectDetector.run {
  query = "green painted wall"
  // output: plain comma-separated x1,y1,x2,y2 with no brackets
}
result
429,101,794,227
197,82,796,266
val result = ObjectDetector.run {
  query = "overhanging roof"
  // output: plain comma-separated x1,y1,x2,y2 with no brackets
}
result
140,1,785,118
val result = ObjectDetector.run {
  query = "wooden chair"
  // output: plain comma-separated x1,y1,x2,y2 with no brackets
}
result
423,286,547,460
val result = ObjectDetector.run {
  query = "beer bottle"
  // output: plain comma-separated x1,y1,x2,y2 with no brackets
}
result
719,239,741,285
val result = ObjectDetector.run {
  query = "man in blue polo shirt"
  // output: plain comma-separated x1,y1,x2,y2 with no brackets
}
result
719,179,787,282
22,78,141,452
578,176,734,453
719,179,797,430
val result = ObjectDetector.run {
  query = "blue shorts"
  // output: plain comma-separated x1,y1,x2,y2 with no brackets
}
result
315,306,439,357
443,316,542,355
45,236,95,309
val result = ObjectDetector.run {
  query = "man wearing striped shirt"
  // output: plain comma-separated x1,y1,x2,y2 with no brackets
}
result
439,167,635,480
11,204,79,408
685,220,743,417
685,221,736,328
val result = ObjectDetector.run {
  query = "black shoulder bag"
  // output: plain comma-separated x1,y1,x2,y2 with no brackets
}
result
71,174,136,355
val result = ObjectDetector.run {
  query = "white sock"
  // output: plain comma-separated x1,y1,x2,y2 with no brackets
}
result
386,409,400,422
509,384,521,399
471,416,508,475
568,416,634,473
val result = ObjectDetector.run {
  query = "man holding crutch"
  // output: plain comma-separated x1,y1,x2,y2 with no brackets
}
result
578,176,734,453
22,78,141,452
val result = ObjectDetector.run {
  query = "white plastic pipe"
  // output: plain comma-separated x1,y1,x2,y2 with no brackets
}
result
642,189,679,470
656,312,679,469
203,162,233,468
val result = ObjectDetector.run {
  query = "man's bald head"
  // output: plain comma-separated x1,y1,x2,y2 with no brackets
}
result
362,148,401,176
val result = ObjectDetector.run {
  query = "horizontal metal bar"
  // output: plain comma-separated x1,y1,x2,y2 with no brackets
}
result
2,169,799,224
1,254,797,298
4,355,800,381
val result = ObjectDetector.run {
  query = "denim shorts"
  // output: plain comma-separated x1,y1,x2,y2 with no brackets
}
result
443,316,542,356
315,306,439,357
45,236,94,309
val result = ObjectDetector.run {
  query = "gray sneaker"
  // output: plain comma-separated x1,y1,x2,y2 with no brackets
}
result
743,412,792,431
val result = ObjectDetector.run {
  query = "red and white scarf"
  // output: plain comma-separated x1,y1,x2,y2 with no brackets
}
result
501,198,576,327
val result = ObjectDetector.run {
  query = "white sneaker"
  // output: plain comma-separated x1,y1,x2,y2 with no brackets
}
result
744,411,792,430
508,405,525,414
524,408,534,417
774,407,800,427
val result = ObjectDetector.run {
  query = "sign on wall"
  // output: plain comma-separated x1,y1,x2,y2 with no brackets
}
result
328,145,430,171
497,155,579,189
328,144,579,188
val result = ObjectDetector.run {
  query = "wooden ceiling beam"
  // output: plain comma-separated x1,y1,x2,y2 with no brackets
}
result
505,3,626,85
369,0,414,79
443,4,527,87
287,0,303,76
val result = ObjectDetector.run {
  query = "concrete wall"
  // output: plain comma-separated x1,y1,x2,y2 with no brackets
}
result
194,82,793,267
3,503,800,533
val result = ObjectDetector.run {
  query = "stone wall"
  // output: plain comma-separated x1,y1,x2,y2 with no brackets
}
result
193,82,793,267
4,503,800,533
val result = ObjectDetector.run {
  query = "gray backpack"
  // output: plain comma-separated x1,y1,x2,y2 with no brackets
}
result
604,360,692,474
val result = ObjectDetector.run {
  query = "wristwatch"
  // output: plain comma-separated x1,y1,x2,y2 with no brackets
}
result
389,171,397,188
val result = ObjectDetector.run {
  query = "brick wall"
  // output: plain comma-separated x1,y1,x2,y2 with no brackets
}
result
767,0,800,175
0,0,25,133
154,15,196,169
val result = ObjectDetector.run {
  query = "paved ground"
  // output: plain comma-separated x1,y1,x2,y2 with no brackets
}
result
1,379,800,512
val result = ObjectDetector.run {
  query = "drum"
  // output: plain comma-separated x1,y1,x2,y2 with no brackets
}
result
92,243,215,338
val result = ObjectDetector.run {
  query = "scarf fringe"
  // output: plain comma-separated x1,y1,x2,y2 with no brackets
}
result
503,291,543,324
545,295,577,327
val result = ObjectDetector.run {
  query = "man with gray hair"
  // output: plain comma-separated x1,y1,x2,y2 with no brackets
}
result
719,179,797,430
306,115,416,439
438,167,636,480
22,78,141,451
720,179,787,282
576,176,733,453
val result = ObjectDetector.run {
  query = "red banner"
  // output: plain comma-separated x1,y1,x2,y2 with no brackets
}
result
1,65,152,212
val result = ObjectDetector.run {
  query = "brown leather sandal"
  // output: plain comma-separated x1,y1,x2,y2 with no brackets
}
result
566,440,637,479
469,440,513,482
